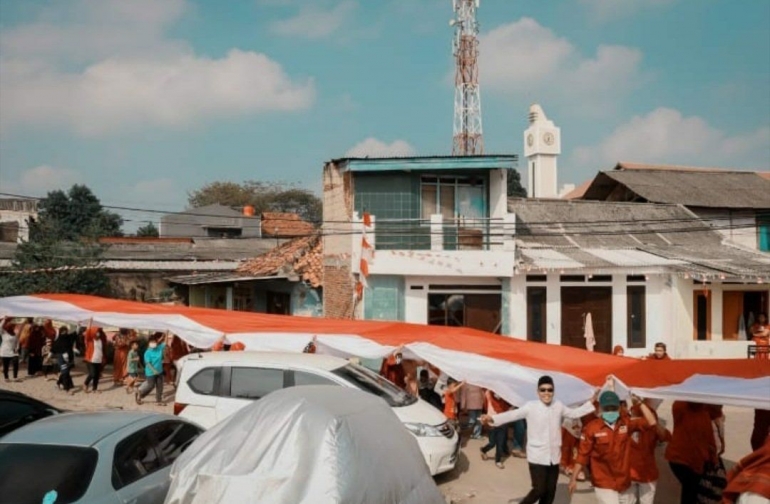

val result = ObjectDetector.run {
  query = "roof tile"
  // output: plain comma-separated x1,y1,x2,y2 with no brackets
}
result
237,235,323,287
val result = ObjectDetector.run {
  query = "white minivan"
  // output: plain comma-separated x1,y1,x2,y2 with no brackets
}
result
173,351,459,476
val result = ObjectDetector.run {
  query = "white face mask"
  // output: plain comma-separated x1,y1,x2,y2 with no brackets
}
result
149,342,158,349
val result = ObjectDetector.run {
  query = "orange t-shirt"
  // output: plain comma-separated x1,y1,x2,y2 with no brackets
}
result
444,390,457,420
629,408,671,483
665,401,717,474
577,415,649,492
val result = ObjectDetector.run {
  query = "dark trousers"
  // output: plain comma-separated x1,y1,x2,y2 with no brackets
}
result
56,354,74,391
2,356,19,380
138,374,164,403
84,361,101,391
27,354,42,376
669,462,701,504
521,462,560,504
481,426,507,463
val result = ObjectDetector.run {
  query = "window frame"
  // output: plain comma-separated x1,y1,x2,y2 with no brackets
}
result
225,366,289,400
626,285,646,349
111,427,164,491
526,286,547,343
419,176,486,223
186,366,221,396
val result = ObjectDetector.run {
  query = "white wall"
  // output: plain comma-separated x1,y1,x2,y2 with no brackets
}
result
671,277,769,358
488,169,508,220
403,276,504,325
505,272,675,357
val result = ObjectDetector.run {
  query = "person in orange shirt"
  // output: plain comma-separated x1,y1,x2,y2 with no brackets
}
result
628,399,672,504
751,313,770,360
723,434,770,504
569,391,656,503
379,347,406,389
665,401,717,504
442,378,464,427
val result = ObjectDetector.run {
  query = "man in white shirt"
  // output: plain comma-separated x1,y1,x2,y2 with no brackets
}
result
481,375,598,504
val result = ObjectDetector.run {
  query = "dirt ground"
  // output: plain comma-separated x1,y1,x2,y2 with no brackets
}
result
1,361,756,504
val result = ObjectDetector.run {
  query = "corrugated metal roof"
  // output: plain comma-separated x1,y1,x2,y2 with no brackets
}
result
583,249,686,267
583,169,770,209
521,249,583,269
166,272,285,285
102,260,240,271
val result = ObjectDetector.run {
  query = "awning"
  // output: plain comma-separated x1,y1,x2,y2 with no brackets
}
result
166,272,286,285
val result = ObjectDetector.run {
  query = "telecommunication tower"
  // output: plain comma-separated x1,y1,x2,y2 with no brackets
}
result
451,0,483,156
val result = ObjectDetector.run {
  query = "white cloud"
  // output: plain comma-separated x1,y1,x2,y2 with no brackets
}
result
579,0,676,22
478,18,647,114
270,1,357,39
1,165,83,196
345,138,416,158
571,107,770,170
0,0,315,136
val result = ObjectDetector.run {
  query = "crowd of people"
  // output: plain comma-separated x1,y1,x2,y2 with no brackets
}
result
374,344,769,504
0,317,193,404
2,318,768,503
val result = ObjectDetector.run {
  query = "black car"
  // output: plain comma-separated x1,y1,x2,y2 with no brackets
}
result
0,390,62,438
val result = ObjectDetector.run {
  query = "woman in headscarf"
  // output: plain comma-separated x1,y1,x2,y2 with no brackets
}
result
112,328,130,386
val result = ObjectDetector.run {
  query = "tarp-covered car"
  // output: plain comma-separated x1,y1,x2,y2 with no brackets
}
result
164,385,446,504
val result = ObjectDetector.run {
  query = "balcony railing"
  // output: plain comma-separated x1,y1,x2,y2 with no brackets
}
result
362,214,515,252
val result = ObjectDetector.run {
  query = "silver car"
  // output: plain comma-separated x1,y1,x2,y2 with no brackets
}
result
0,411,203,504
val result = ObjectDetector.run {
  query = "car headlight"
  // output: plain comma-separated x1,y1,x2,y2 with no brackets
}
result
404,422,444,437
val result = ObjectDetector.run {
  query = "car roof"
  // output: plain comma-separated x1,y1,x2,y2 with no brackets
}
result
179,351,350,372
0,411,177,447
0,390,62,412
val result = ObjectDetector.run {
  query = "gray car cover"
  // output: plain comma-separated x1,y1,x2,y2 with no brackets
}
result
164,385,447,504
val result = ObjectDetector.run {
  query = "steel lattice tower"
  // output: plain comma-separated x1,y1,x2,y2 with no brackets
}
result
451,0,483,156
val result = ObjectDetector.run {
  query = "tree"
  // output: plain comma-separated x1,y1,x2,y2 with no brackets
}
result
36,184,124,240
188,181,322,224
0,185,120,297
136,222,160,237
507,169,527,198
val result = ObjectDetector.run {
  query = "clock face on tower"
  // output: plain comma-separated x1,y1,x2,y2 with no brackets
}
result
543,132,555,146
527,134,534,147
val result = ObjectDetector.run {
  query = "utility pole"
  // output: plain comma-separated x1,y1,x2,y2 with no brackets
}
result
451,0,483,156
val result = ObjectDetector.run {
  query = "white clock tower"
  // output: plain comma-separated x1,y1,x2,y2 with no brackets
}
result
523,104,561,198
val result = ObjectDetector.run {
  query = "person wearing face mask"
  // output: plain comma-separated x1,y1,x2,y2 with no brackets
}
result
135,332,167,406
481,376,600,504
569,390,657,504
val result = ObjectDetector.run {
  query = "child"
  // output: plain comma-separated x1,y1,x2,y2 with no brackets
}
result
41,335,56,380
124,340,140,393
443,378,465,430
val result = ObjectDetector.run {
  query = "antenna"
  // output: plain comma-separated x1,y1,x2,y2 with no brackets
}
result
451,0,483,156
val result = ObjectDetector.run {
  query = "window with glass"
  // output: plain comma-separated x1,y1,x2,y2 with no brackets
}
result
626,286,646,348
420,176,485,222
149,421,204,467
527,287,547,343
229,367,285,399
112,429,162,490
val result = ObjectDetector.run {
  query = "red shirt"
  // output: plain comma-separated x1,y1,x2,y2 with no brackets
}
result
577,415,649,492
723,435,770,503
665,401,716,474
629,408,671,483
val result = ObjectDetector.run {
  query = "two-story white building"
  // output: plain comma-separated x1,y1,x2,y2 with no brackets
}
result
322,155,517,333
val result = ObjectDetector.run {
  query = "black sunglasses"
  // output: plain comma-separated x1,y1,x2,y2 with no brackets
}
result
538,387,554,393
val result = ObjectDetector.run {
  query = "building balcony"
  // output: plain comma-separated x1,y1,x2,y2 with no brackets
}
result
355,214,516,278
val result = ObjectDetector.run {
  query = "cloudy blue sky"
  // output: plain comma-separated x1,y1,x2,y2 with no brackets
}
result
1,0,768,229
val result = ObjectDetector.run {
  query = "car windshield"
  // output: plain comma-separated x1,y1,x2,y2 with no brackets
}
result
0,444,98,504
332,363,417,407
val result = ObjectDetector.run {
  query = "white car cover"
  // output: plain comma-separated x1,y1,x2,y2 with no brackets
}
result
164,385,447,504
